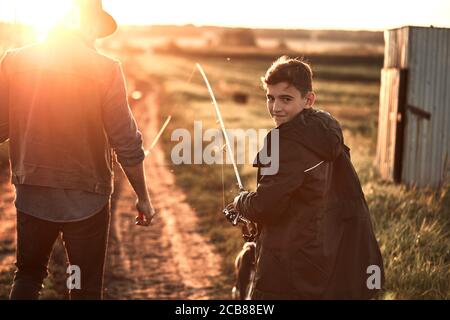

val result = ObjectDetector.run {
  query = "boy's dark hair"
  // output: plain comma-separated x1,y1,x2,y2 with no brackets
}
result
261,56,313,96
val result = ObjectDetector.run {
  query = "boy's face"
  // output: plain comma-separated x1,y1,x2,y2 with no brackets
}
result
266,82,315,126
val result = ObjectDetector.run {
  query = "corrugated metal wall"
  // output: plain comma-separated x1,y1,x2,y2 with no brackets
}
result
378,26,450,188
402,27,450,188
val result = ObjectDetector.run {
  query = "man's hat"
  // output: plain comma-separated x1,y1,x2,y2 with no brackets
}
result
77,0,117,38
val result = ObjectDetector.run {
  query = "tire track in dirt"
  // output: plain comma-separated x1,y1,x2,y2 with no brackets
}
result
104,79,223,299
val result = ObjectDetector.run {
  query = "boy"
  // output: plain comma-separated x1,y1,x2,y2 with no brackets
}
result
225,56,384,299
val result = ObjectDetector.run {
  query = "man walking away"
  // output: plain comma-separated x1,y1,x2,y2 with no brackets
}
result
0,0,156,299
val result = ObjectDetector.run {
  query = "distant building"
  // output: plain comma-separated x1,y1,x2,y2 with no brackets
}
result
376,26,450,188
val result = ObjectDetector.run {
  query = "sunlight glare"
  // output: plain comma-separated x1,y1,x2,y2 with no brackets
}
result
15,0,75,40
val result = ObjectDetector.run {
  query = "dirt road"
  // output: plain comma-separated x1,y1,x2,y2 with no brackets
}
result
105,78,223,299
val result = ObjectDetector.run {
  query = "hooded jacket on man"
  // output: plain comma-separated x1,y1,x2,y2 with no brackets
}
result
235,108,384,299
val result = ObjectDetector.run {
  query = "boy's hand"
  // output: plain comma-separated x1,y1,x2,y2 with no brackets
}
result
223,202,240,225
233,190,249,208
135,198,156,226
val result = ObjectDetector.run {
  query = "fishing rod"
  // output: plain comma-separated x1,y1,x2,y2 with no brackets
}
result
136,115,172,226
144,115,172,157
196,63,257,239
196,63,244,193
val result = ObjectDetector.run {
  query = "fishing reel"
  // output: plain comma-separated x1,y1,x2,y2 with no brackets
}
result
223,205,243,226
223,206,258,242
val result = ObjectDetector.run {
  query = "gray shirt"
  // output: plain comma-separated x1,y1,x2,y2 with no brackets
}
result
15,184,109,222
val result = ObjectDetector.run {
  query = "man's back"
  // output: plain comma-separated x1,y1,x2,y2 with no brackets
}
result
2,31,142,196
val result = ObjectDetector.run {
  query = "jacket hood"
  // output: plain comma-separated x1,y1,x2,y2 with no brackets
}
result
278,108,344,162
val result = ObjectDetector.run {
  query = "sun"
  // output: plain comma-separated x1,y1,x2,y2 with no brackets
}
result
14,0,75,40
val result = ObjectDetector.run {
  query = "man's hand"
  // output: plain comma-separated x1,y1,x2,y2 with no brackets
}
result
121,162,155,226
135,198,156,227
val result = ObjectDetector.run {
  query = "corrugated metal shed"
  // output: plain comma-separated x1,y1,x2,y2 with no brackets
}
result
376,26,450,188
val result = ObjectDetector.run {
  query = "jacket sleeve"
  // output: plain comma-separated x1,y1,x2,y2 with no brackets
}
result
0,52,9,144
235,139,307,224
102,62,145,167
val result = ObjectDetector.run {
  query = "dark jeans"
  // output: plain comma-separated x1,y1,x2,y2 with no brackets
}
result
9,203,110,300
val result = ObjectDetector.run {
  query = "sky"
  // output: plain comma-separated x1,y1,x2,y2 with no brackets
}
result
1,0,450,31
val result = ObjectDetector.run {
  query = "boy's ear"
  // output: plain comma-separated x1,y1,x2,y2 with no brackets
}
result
305,91,316,107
